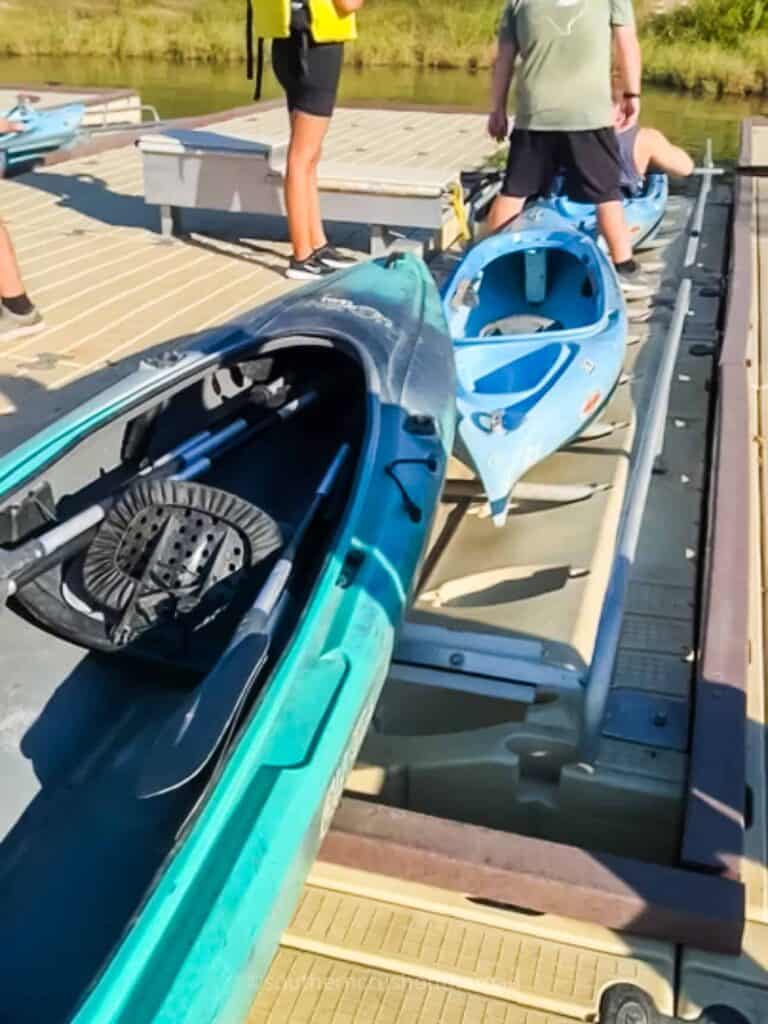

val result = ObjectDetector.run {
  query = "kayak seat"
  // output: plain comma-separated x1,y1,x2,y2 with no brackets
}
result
479,314,562,338
14,479,283,670
470,341,576,398
462,248,600,339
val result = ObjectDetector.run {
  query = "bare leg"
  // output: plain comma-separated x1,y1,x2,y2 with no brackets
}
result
0,221,25,298
284,110,331,261
596,200,632,264
307,159,327,253
481,194,526,237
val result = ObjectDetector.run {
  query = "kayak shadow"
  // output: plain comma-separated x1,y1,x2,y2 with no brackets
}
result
0,622,200,1024
0,319,227,456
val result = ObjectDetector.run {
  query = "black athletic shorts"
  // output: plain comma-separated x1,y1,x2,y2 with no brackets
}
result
272,32,344,118
501,128,622,205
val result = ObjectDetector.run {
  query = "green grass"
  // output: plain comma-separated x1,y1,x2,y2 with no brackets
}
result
0,0,767,96
0,0,246,62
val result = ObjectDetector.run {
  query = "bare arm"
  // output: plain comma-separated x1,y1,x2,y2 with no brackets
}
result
613,23,642,129
488,40,517,141
635,128,695,178
334,0,363,13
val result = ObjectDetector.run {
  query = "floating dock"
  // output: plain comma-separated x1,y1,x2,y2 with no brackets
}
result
0,83,145,128
0,98,765,1021
246,121,768,1024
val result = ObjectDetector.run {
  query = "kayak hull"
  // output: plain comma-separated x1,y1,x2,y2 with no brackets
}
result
536,173,669,251
0,102,85,173
0,255,455,1023
443,209,627,525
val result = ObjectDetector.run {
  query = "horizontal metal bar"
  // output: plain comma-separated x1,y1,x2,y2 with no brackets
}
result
389,662,536,704
396,621,583,691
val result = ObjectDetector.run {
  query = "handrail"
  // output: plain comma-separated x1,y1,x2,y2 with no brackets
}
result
685,138,715,268
581,277,693,760
580,142,721,760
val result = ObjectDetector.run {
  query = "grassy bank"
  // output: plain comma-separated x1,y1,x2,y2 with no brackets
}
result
0,0,766,96
641,0,768,94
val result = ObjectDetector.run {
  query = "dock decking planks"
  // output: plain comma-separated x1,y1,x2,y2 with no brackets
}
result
0,105,493,452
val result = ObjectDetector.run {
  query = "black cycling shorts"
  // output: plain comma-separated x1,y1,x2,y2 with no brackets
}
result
502,128,622,205
272,33,344,119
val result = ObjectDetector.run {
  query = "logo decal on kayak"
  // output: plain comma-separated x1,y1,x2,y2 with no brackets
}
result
582,358,595,374
582,390,602,417
320,295,395,332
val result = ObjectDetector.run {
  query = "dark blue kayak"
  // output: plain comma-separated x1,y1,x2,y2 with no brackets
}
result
443,208,627,526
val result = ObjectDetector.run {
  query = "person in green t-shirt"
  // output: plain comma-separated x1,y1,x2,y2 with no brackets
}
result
485,0,652,300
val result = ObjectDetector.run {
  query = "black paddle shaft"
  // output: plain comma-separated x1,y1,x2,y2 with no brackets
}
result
137,443,352,799
0,390,318,604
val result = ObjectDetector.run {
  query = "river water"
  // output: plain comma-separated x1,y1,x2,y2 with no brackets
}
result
0,56,764,162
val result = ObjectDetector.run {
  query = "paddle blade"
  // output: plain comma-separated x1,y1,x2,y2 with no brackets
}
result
137,633,270,799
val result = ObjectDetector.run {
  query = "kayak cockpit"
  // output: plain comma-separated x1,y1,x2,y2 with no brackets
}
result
0,338,368,1024
446,234,606,344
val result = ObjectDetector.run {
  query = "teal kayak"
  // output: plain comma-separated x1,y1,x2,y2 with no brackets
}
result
0,255,455,1023
0,100,85,175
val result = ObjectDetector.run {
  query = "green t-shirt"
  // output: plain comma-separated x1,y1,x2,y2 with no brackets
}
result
498,0,635,131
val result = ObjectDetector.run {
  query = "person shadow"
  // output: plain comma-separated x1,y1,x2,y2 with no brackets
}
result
10,163,364,269
0,320,219,455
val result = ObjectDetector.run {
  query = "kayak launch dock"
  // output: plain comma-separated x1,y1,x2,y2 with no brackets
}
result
248,122,768,1023
0,97,765,1022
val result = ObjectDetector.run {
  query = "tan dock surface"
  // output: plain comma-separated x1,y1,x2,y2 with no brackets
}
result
0,105,493,452
249,864,676,1024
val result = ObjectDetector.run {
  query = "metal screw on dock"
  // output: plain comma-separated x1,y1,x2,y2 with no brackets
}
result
449,652,464,668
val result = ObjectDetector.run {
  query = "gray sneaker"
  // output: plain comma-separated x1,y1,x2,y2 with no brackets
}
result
0,305,44,341
616,264,654,302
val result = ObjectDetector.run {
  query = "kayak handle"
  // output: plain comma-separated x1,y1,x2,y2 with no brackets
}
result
385,456,439,524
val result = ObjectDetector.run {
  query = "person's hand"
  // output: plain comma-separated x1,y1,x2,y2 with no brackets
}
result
617,95,640,131
0,119,24,134
488,108,509,143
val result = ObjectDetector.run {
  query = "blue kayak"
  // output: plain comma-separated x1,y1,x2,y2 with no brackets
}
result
0,100,85,174
537,173,669,251
0,255,455,1024
443,208,627,527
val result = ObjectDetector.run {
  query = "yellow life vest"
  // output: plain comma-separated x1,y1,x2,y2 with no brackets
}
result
252,0,357,44
247,0,356,101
